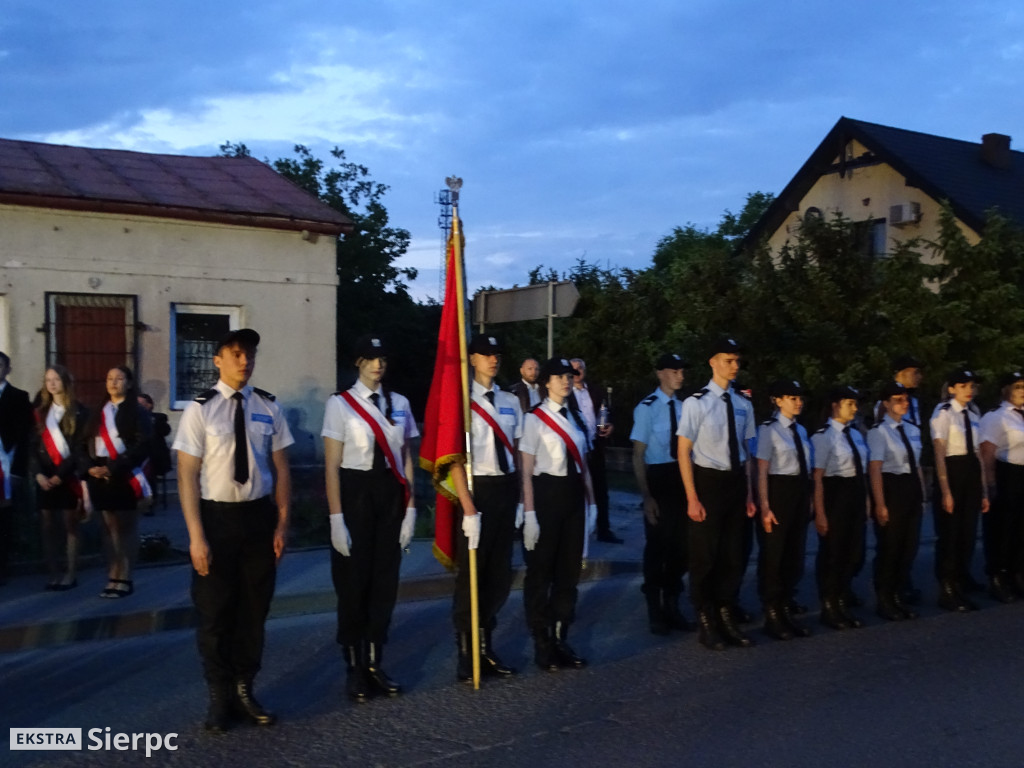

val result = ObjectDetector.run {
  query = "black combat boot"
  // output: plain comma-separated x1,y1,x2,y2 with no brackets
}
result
696,610,726,651
344,644,369,703
762,603,793,641
233,679,276,726
366,641,402,697
480,629,516,677
204,683,231,734
820,597,851,630
552,621,587,669
718,605,754,648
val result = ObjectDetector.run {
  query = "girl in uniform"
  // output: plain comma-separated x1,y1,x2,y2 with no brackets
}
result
323,335,418,702
520,357,595,671
867,381,924,621
755,380,812,639
811,386,870,630
34,365,89,590
930,368,988,611
978,371,1024,602
86,366,152,599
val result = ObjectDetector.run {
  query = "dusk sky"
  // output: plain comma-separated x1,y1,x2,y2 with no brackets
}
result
3,1,1023,300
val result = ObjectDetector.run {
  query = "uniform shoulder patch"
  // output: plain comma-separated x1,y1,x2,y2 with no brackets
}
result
194,388,218,405
761,417,778,427
814,426,828,434
253,387,276,402
939,402,951,411
641,395,657,406
689,388,710,400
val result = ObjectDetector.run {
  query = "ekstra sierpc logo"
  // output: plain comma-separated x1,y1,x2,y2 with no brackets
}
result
10,728,178,756
10,728,82,750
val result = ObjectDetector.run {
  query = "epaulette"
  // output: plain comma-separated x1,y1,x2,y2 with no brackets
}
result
987,406,1001,414
528,403,543,413
253,387,276,402
194,388,217,405
641,395,657,406
939,402,951,411
689,388,710,400
814,426,828,434
761,417,777,427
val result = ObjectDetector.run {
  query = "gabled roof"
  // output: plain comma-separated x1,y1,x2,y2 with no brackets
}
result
0,138,351,235
746,117,1024,246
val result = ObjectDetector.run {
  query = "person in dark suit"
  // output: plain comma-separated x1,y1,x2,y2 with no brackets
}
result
0,351,34,584
508,358,542,415
569,358,621,543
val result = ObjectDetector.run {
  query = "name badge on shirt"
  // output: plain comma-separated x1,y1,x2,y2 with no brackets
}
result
499,407,515,416
251,413,274,424
392,410,406,418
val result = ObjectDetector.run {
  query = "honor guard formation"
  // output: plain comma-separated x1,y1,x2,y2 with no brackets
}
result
2,330,1022,734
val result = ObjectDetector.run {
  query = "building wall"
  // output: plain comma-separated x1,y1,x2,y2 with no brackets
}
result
766,139,981,261
0,204,339,460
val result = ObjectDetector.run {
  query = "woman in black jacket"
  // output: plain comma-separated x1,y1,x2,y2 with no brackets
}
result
34,365,89,590
86,366,152,599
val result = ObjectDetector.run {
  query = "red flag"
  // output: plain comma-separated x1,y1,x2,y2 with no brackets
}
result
419,231,467,570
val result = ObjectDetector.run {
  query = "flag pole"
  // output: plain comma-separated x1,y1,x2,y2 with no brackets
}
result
449,190,481,689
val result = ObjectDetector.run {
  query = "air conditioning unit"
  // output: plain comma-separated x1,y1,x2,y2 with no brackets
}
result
889,202,921,226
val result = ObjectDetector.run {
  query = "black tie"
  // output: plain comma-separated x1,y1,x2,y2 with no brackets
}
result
369,392,386,470
1016,408,1024,422
963,409,975,454
232,392,249,484
723,392,741,473
559,406,579,477
669,399,678,461
484,391,510,474
843,426,864,477
790,422,807,479
896,423,918,477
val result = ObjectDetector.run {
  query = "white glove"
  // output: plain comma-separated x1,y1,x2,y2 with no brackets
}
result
586,504,598,538
523,509,540,551
330,513,351,557
515,503,525,529
462,512,481,550
399,507,417,549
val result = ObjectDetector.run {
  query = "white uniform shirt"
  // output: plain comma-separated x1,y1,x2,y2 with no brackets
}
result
980,402,1024,465
172,380,294,502
520,399,588,477
812,419,868,478
470,380,522,476
320,380,419,471
756,414,813,476
930,400,980,457
867,415,922,475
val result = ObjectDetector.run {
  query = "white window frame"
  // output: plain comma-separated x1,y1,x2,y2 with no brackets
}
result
170,303,242,410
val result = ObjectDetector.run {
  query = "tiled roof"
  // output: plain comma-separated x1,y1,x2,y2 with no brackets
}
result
747,117,1024,246
0,138,351,234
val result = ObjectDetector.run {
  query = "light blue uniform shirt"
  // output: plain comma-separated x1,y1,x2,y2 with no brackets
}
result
676,380,756,472
867,415,922,474
756,414,813,476
630,388,683,466
811,418,868,478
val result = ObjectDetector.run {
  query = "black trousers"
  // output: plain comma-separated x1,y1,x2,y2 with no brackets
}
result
815,476,866,601
689,466,747,613
453,473,518,632
192,497,277,685
984,460,1024,577
872,473,923,595
523,473,585,636
756,475,809,606
642,463,688,598
331,466,404,646
933,455,982,584
589,437,611,534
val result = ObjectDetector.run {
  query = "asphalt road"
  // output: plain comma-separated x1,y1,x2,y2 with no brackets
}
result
4,569,1024,768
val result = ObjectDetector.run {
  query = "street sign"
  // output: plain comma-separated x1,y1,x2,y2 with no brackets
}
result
472,281,580,325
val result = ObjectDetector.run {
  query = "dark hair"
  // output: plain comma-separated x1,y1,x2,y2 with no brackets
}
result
0,351,10,368
105,366,138,402
138,393,154,407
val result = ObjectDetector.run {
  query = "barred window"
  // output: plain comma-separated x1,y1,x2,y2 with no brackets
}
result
170,304,240,409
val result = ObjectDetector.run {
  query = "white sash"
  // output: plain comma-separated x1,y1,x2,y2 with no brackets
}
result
46,407,71,460
95,402,127,458
346,390,404,470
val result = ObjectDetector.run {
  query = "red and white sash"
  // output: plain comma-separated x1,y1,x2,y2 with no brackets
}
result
96,402,151,500
533,407,585,476
471,400,516,469
37,406,83,500
339,390,410,506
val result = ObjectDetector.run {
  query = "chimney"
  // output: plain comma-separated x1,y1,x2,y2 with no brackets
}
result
981,133,1012,169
